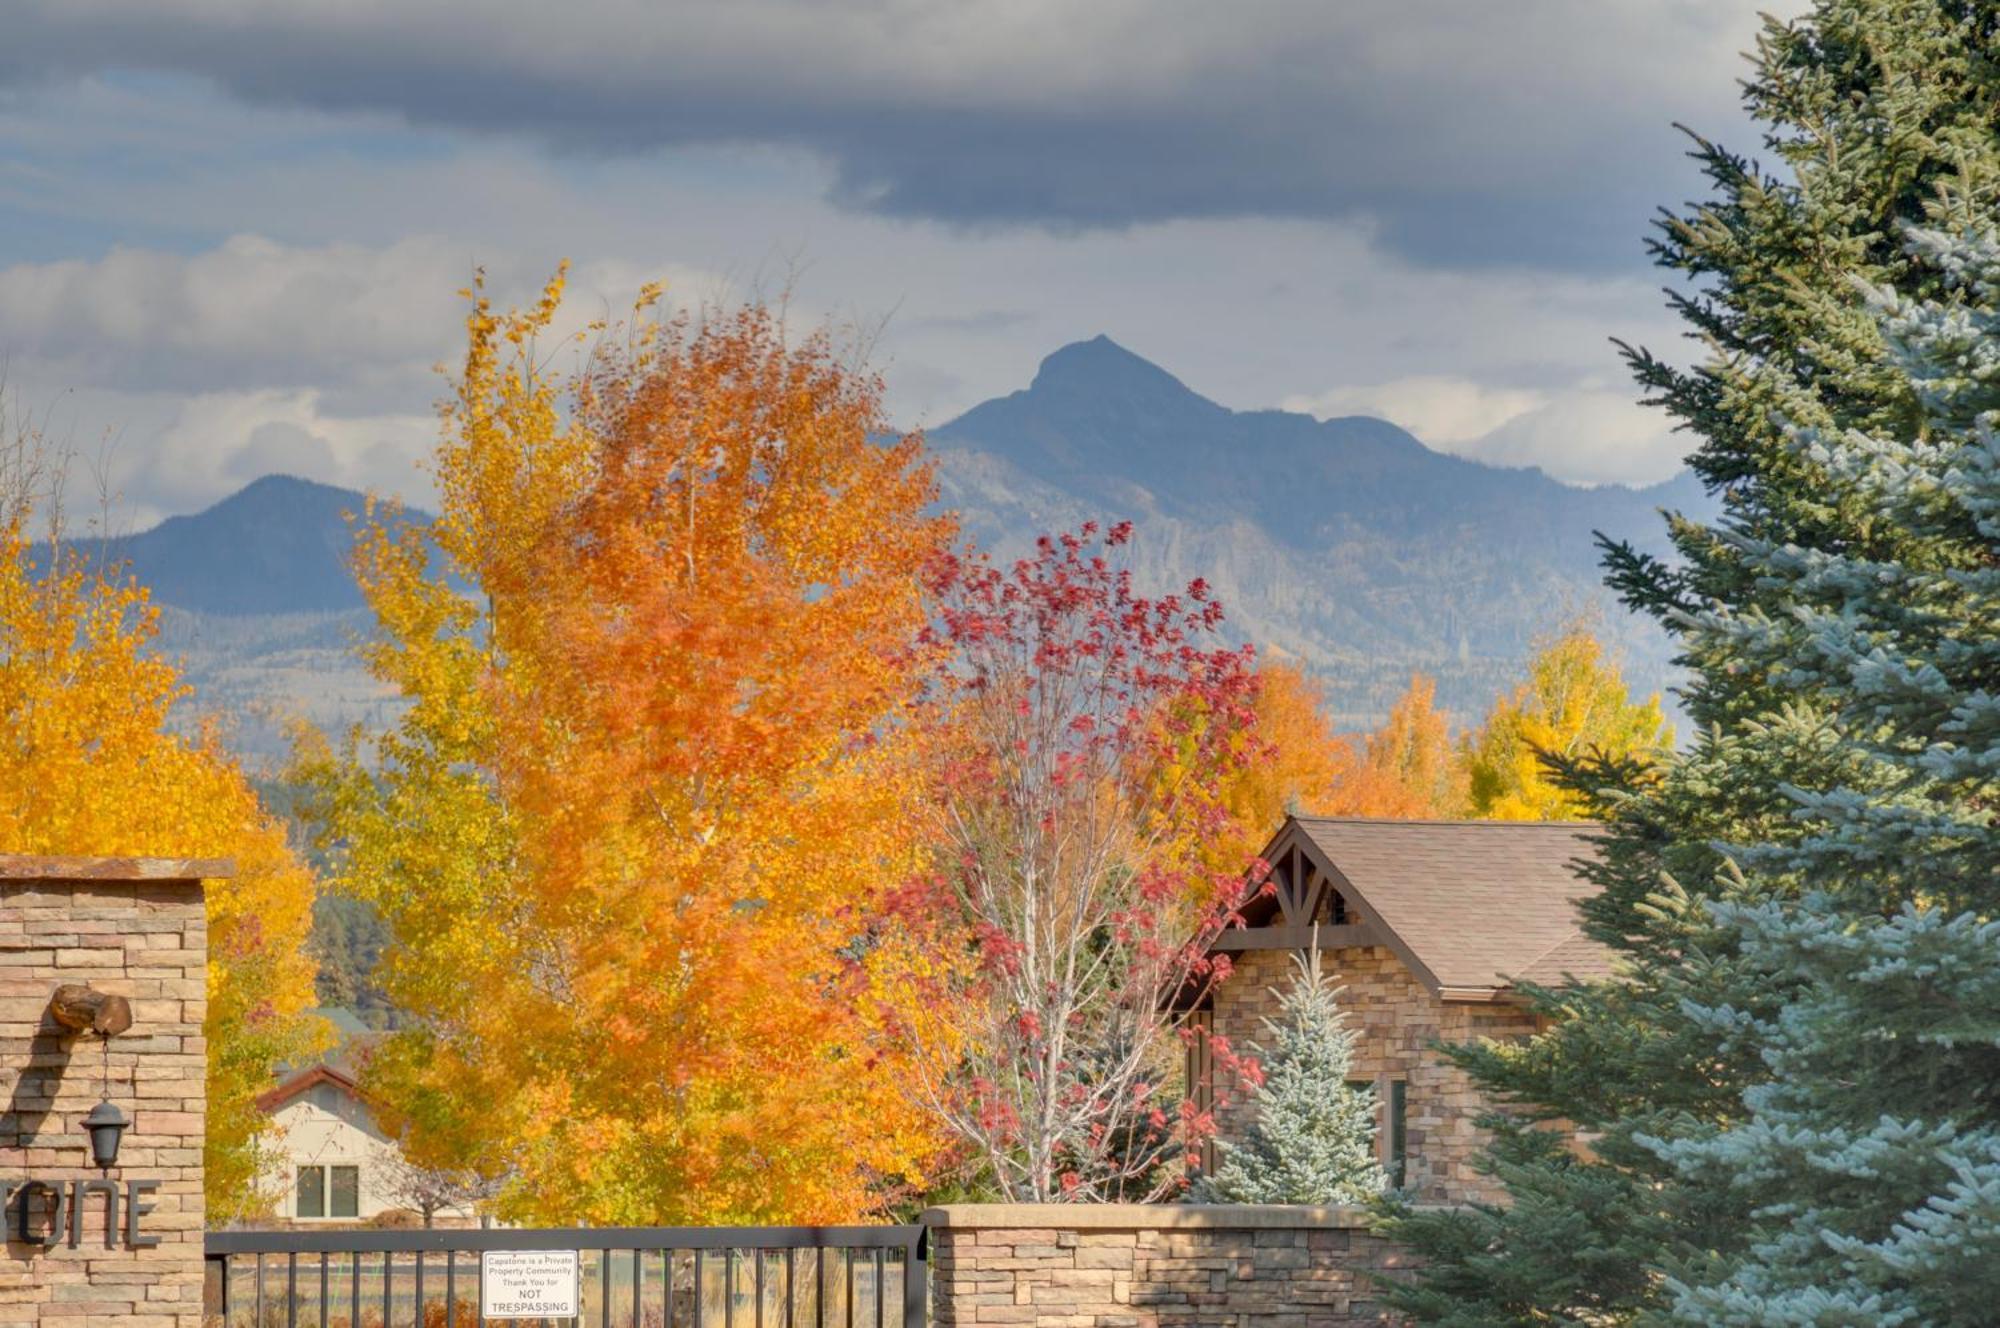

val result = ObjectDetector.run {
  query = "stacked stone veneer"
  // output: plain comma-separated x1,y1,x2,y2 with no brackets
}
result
0,856,217,1328
925,1204,1410,1327
1209,946,1539,1206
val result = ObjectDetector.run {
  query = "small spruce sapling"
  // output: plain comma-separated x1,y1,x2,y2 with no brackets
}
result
1201,949,1386,1204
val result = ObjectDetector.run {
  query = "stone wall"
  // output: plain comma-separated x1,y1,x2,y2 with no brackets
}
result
0,856,219,1328
1209,946,1538,1206
925,1204,1409,1327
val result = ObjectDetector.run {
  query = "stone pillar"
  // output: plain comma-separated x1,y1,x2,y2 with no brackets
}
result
923,1203,1413,1327
0,855,223,1328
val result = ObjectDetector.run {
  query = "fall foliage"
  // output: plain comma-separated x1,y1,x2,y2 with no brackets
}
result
0,416,321,1221
1325,674,1468,818
1462,624,1671,820
892,523,1263,1202
1241,640,1664,827
1207,662,1351,868
296,273,954,1223
279,276,1666,1225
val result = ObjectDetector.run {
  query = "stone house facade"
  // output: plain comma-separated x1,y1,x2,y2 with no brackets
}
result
1189,817,1611,1206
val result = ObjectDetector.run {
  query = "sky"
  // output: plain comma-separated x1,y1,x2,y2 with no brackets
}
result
0,0,1787,527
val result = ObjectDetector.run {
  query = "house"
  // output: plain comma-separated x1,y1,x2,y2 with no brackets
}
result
255,1009,480,1226
1189,816,1612,1205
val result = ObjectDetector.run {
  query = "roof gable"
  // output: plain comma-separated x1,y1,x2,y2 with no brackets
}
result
1230,816,1613,1000
258,1064,364,1114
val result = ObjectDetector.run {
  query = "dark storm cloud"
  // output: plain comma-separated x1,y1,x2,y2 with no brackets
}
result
4,0,1763,270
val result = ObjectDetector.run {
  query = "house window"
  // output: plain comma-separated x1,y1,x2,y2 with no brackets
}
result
330,1166,360,1218
1387,1079,1407,1189
1347,1078,1408,1189
296,1166,325,1218
296,1165,361,1219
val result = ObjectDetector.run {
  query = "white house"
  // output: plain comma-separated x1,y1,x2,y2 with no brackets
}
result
256,1009,480,1226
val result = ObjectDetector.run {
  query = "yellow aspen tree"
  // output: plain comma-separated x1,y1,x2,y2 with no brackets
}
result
0,422,322,1221
1204,661,1349,871
1463,625,1672,821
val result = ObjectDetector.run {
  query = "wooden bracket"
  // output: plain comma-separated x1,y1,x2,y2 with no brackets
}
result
48,984,134,1037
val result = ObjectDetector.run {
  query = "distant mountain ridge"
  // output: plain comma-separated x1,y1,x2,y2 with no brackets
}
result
87,476,419,759
123,338,1702,756
955,335,1704,528
927,337,1701,726
106,474,387,616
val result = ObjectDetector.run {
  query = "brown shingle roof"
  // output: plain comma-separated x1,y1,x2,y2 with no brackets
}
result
257,1063,370,1114
1282,817,1614,998
1512,931,1615,989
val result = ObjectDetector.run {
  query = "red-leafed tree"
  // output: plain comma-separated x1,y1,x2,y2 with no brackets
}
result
895,521,1267,1202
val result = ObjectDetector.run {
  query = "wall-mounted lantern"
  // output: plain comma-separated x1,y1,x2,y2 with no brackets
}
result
48,983,137,1172
81,1099,129,1171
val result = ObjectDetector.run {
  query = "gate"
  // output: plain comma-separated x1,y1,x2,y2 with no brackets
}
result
204,1225,927,1328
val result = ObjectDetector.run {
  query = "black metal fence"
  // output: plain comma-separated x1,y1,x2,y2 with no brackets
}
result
204,1225,927,1328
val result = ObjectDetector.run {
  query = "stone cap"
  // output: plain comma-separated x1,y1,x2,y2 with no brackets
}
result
0,854,233,881
921,1203,1381,1230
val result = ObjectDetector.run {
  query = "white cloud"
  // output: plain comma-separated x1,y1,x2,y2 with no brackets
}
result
1466,388,1686,487
0,235,470,395
0,231,741,522
0,236,496,523
34,386,435,529
1283,374,1683,488
140,388,431,508
0,234,730,401
1283,376,1547,445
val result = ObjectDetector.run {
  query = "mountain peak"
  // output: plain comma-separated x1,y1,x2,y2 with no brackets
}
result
196,472,356,517
110,475,395,616
1028,336,1203,406
227,472,348,499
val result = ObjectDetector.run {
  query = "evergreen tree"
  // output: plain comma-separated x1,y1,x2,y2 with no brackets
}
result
1200,950,1386,1206
1387,1,2000,1320
1642,226,2000,1324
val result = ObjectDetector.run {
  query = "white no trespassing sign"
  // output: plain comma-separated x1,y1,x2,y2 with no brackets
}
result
481,1249,581,1320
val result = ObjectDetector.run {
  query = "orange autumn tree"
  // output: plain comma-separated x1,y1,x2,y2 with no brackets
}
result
1326,674,1469,818
0,416,320,1221
1209,664,1469,856
296,273,953,1223
1207,661,1349,865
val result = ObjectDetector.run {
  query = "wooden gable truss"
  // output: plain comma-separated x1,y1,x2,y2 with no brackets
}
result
1210,820,1383,952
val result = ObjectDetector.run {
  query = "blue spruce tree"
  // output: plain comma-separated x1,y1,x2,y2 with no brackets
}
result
1200,950,1386,1205
1389,3,2000,1319
1644,223,2000,1324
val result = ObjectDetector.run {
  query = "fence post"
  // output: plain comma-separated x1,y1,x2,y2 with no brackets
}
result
901,1229,926,1328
